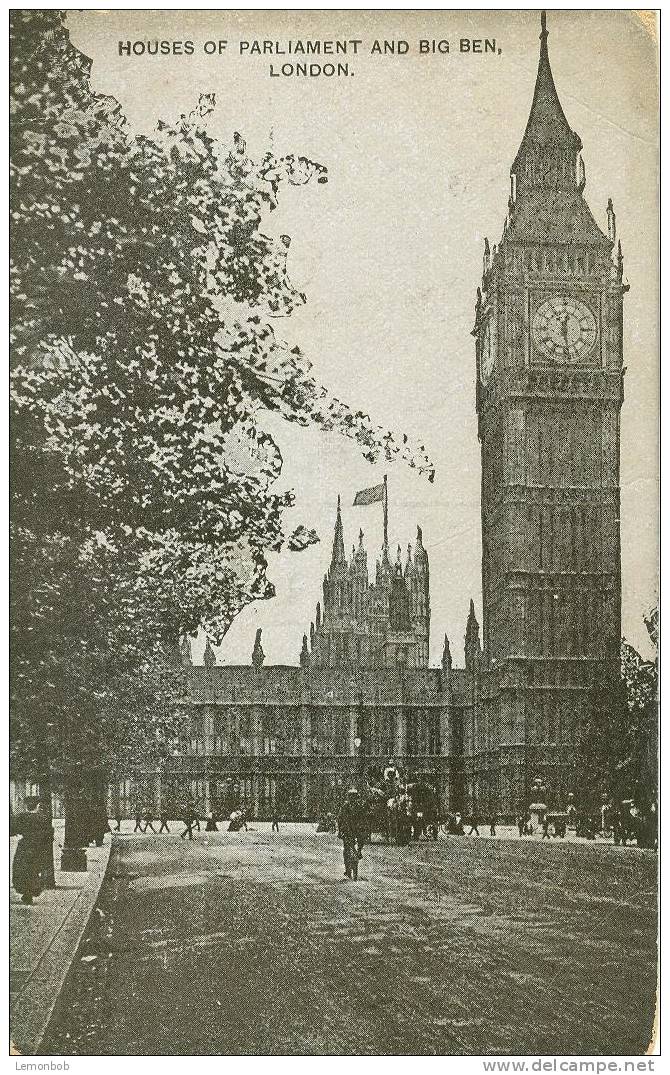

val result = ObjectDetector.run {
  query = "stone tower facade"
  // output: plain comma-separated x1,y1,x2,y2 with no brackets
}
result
472,13,627,810
308,497,430,668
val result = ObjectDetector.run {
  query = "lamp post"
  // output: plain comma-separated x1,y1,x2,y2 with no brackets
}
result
353,736,363,791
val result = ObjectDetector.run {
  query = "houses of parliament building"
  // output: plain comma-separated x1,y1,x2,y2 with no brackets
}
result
125,13,627,821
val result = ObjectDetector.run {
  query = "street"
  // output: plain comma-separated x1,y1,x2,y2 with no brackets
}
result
46,825,657,1056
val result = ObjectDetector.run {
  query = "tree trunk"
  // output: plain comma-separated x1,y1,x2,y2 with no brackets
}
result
61,768,88,872
37,767,56,888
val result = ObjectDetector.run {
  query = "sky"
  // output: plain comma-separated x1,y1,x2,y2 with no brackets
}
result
68,9,659,666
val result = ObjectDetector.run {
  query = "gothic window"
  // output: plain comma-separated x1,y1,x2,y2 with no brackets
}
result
262,776,276,811
262,713,276,755
427,711,440,755
406,711,418,756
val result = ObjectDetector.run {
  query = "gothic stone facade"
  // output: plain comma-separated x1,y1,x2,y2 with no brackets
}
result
128,507,479,821
472,14,626,812
119,15,624,821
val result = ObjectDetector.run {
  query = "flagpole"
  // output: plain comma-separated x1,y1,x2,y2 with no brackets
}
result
383,474,388,551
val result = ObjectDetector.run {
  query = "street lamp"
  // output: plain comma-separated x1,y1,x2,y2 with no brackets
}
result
353,736,363,790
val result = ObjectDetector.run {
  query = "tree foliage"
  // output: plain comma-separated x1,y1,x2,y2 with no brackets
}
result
10,10,433,792
618,607,658,803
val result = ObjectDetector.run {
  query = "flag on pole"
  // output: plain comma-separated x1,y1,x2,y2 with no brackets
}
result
352,483,385,507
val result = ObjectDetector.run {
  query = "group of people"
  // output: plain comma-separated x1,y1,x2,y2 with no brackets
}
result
116,806,252,840
10,796,54,905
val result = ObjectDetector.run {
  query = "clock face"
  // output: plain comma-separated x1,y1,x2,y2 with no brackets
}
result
532,297,597,363
481,320,494,384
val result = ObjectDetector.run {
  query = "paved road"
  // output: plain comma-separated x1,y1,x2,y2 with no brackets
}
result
46,825,657,1056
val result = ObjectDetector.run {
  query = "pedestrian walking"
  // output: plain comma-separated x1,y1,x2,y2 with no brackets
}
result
158,809,170,834
180,809,196,841
143,809,156,834
488,812,497,837
205,811,218,832
542,816,551,839
517,814,525,837
468,812,480,836
133,809,143,834
271,808,280,833
10,797,54,905
338,789,366,880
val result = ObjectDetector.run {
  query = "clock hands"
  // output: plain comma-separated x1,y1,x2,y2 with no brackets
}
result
560,312,570,344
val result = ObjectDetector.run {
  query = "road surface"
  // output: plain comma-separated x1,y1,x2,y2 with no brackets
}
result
46,824,657,1055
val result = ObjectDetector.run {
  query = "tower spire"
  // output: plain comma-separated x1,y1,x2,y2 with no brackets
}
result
442,633,452,673
331,494,346,565
511,10,582,194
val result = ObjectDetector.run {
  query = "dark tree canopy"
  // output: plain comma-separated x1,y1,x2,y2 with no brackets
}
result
10,11,433,788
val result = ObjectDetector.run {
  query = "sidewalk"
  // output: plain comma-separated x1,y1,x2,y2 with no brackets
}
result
10,823,112,1056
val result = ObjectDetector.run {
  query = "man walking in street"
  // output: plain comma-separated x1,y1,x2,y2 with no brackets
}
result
338,789,366,881
488,812,497,837
143,809,156,834
468,810,480,836
271,808,280,833
158,809,170,834
133,809,143,834
181,809,196,841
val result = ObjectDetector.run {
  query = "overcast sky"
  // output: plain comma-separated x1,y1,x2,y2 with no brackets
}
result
69,9,659,665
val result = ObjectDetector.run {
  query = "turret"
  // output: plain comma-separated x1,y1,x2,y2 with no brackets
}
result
353,528,367,570
607,197,616,243
251,628,265,669
180,636,192,667
442,634,452,674
464,599,483,673
389,564,411,632
299,635,310,668
414,525,428,573
203,638,216,670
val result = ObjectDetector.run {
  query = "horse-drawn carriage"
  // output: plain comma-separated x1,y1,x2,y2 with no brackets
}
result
360,779,440,845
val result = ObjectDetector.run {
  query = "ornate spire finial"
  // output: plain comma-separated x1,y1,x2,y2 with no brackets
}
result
359,527,364,546
299,634,310,668
180,636,192,667
442,633,452,672
540,10,547,40
252,628,265,668
331,494,346,565
607,198,617,242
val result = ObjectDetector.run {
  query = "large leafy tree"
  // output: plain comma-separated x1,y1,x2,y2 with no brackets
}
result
573,608,658,812
10,10,432,845
618,608,658,805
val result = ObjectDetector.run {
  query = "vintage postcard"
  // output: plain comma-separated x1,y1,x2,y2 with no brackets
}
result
9,6,659,1060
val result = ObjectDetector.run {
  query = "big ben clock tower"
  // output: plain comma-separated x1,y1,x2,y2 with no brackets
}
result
473,13,627,813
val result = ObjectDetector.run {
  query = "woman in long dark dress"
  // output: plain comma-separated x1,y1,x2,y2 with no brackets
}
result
11,797,53,904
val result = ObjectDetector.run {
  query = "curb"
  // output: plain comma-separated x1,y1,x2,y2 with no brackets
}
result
10,841,113,1056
